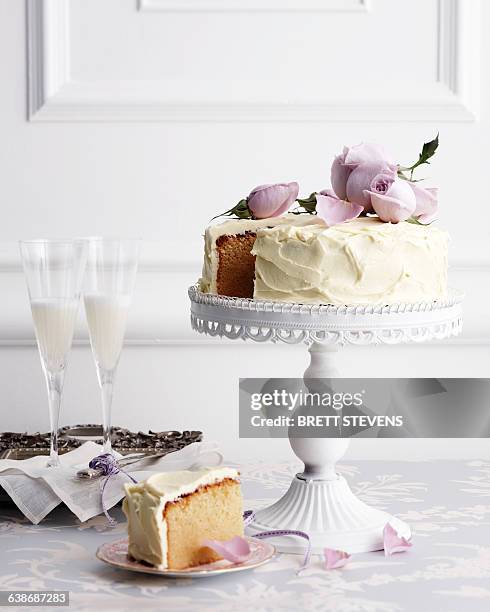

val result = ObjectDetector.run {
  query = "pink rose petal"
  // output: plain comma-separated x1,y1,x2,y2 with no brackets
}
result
201,535,251,564
409,182,438,223
319,188,337,198
383,523,413,556
323,548,351,570
344,142,395,167
331,154,352,200
278,181,300,216
316,194,363,226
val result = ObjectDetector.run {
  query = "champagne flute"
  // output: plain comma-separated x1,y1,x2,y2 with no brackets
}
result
84,238,140,454
19,239,88,467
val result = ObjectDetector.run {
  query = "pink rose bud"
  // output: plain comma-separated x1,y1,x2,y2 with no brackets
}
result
247,182,299,219
364,174,416,223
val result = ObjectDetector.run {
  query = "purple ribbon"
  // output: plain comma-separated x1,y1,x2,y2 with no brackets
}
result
243,510,312,574
89,453,137,527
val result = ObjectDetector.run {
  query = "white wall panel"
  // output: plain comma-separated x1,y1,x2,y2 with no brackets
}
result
0,0,488,459
27,0,479,122
139,1,370,12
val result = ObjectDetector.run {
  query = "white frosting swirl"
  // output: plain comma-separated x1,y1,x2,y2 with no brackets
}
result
252,217,448,305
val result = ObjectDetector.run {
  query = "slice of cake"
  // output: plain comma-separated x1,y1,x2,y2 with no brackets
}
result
122,467,243,570
200,215,320,298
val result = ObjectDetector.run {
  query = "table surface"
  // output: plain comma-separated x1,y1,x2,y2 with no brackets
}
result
1,459,490,612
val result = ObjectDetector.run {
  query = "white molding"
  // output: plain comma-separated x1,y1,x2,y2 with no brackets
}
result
27,0,70,120
139,0,369,12
27,0,479,122
0,242,199,274
437,0,480,119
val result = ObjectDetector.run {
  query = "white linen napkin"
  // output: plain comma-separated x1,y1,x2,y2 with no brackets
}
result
0,441,222,524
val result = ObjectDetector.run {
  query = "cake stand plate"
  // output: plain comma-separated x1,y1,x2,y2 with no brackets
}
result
189,286,463,554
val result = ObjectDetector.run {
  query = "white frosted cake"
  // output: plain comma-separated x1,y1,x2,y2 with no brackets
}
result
199,138,447,306
252,217,448,305
123,467,243,570
200,215,448,305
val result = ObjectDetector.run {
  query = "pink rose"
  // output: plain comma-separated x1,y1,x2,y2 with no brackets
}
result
346,162,397,211
247,182,299,219
331,143,397,212
364,174,416,223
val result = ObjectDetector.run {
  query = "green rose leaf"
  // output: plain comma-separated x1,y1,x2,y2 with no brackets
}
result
398,133,439,181
293,192,318,215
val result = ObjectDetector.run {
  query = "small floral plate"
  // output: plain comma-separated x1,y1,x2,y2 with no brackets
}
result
96,537,275,578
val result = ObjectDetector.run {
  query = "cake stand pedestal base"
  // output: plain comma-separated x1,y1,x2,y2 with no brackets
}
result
246,343,411,554
246,474,410,554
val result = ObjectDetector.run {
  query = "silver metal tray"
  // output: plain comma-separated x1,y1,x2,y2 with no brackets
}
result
0,425,203,460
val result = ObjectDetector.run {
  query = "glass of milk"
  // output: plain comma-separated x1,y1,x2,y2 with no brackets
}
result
19,239,88,467
83,238,140,454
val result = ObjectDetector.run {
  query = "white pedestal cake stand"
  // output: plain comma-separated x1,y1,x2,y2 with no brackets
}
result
188,285,463,554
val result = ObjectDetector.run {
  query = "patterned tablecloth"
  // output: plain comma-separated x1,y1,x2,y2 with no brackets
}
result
1,459,490,612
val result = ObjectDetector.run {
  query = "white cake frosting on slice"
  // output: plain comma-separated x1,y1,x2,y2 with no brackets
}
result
122,467,239,569
252,216,448,305
200,214,321,294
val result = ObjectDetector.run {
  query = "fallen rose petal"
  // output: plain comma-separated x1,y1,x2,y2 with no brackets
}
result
383,523,413,556
202,536,251,563
316,193,363,226
324,548,351,570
